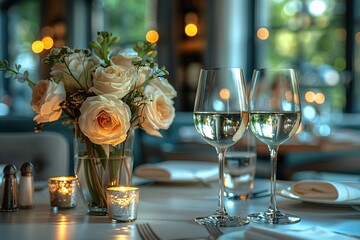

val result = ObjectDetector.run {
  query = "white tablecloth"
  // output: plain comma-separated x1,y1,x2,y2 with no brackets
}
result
0,178,359,239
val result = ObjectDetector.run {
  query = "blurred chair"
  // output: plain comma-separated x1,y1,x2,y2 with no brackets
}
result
0,131,69,181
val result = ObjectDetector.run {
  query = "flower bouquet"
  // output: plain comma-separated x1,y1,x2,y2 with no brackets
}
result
1,31,177,214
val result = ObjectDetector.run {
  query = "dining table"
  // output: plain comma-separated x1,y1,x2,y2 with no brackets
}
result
0,177,359,240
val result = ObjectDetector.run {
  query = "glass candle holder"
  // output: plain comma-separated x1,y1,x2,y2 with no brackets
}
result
48,176,77,210
106,186,140,223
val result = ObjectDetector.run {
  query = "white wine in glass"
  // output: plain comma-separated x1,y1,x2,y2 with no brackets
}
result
247,68,301,224
193,68,249,227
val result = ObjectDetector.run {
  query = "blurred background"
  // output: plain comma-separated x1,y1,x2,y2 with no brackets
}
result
0,0,360,180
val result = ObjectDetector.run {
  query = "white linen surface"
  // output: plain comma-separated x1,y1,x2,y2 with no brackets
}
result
134,160,218,182
291,180,360,202
244,226,356,240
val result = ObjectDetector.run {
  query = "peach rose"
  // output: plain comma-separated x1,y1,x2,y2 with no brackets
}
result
78,94,131,146
31,80,66,124
140,85,175,137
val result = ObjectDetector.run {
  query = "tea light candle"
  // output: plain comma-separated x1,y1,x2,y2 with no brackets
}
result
48,176,77,210
106,186,140,223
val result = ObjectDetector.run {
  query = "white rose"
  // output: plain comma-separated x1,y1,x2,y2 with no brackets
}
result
111,51,141,68
50,53,99,92
140,85,175,137
31,80,66,124
148,77,177,99
90,65,137,98
79,94,131,146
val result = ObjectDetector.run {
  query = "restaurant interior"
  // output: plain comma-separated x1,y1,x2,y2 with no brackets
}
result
0,0,360,181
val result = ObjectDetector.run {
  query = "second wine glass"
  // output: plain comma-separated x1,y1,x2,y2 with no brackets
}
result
193,68,249,227
247,68,302,224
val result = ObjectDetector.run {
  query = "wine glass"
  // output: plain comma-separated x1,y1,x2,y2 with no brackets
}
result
247,68,301,224
193,68,249,227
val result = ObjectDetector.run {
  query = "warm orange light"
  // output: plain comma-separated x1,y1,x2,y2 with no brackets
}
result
32,40,44,53
284,90,293,101
305,91,316,103
355,32,360,44
315,92,325,104
257,27,269,40
219,88,231,100
42,36,54,50
146,30,159,43
185,23,198,37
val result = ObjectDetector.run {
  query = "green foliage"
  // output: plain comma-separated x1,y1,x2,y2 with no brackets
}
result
42,46,91,67
0,59,35,85
89,31,120,66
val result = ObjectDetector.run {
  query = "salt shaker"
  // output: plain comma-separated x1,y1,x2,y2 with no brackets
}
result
0,164,18,212
19,162,34,208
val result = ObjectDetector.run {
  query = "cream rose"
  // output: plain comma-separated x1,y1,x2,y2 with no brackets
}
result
50,53,99,92
111,51,141,68
148,77,177,99
140,85,175,137
31,80,66,124
90,65,137,98
79,94,131,146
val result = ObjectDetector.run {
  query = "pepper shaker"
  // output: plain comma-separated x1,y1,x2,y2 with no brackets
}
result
0,164,18,212
19,162,34,208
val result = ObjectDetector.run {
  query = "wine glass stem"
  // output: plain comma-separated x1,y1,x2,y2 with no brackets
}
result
268,146,279,213
216,148,227,215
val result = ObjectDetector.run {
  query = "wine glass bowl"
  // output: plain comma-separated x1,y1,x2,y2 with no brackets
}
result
193,68,249,227
247,68,302,224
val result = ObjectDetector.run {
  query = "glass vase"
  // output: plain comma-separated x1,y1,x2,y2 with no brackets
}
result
74,123,135,215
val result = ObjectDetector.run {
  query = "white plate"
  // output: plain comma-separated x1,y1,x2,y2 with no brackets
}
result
277,185,360,205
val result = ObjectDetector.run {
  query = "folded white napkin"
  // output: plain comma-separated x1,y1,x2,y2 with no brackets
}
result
291,180,360,202
134,160,218,182
244,226,355,240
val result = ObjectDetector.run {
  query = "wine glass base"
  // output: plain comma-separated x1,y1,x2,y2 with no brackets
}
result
195,215,249,227
248,210,300,224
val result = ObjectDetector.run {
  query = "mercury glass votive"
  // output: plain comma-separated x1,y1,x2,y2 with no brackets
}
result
48,176,77,210
106,186,140,223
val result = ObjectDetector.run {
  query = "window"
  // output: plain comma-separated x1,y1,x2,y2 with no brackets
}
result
0,0,40,116
91,0,154,44
255,0,348,140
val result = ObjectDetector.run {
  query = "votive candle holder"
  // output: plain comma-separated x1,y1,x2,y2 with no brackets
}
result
48,176,77,210
106,186,140,223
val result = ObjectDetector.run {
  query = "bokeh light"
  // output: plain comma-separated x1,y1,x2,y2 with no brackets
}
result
32,40,44,53
355,32,360,44
257,27,270,40
314,92,325,104
308,0,327,17
185,23,198,37
303,105,317,120
219,88,231,100
146,30,159,43
305,91,316,103
42,36,54,50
